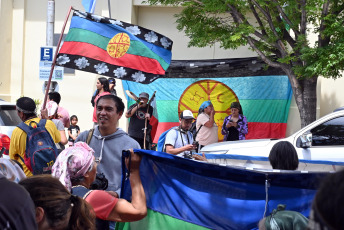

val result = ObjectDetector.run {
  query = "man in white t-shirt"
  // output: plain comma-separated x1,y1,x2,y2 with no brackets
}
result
164,110,199,159
196,101,218,148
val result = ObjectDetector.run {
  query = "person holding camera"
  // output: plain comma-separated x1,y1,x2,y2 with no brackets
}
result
52,142,147,230
222,102,248,141
164,110,206,161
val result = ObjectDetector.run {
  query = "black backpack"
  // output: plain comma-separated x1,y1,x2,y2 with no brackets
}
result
189,120,203,140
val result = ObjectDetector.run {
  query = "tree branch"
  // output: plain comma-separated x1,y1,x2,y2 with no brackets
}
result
318,0,331,47
246,36,282,68
188,0,204,5
248,0,267,37
227,3,279,49
249,37,280,54
300,0,307,35
271,0,300,37
250,0,280,38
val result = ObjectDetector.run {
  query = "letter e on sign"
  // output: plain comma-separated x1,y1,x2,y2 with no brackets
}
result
40,47,53,61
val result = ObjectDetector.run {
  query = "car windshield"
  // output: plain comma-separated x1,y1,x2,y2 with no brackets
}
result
0,105,22,126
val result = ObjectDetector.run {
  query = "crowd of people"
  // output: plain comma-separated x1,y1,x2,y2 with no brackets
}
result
1,77,343,229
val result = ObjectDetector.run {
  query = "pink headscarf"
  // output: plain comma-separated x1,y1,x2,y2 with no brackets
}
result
52,142,95,191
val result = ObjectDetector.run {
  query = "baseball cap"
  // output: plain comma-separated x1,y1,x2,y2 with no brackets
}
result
139,92,149,100
180,110,195,120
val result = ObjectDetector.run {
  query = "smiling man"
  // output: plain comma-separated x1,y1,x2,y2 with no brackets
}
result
76,95,140,196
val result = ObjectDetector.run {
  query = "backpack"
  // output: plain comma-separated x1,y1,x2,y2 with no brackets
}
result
17,119,59,174
189,120,203,140
157,127,179,152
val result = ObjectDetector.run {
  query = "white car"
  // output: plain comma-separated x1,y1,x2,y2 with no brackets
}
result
201,109,344,171
0,100,21,157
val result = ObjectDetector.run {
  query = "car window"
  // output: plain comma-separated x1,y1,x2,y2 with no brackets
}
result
311,116,344,146
0,105,22,126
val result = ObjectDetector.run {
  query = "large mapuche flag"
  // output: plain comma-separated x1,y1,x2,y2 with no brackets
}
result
123,75,292,142
56,10,173,84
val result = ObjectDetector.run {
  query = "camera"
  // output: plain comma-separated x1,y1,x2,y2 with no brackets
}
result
90,173,108,190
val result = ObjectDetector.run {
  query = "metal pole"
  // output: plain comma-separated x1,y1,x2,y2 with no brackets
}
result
42,6,74,109
46,0,55,46
108,0,111,18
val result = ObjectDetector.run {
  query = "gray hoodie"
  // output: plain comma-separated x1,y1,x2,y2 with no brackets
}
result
76,126,140,194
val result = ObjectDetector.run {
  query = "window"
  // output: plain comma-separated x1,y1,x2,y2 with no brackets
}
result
0,105,22,126
311,116,344,146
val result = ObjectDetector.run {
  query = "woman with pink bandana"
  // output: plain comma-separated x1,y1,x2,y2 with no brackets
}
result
52,142,147,230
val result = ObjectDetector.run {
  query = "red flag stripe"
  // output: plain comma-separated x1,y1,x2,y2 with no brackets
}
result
149,116,159,143
59,41,166,75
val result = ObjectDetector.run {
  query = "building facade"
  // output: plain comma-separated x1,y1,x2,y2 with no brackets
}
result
1,0,343,136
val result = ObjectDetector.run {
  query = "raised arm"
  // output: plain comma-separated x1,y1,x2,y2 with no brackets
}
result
107,149,147,222
125,104,138,118
201,108,215,128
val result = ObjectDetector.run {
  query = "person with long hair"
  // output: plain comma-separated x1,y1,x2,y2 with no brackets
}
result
19,174,95,230
221,101,248,141
52,142,147,230
92,77,111,125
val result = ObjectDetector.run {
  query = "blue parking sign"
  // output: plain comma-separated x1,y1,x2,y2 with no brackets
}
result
40,47,53,61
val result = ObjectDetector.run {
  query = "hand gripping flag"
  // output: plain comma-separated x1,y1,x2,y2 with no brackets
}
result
56,10,173,84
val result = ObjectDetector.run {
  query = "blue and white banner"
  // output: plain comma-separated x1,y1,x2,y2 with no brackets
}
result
120,149,329,230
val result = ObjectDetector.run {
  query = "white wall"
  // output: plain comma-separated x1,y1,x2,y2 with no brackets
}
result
0,0,13,101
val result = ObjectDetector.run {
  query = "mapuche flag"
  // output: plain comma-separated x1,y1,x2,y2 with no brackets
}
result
124,75,292,142
56,10,173,84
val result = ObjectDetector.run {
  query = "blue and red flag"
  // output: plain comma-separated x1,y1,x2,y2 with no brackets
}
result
56,10,173,84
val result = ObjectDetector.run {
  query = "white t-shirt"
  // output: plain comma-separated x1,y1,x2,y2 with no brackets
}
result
164,127,194,158
196,113,218,146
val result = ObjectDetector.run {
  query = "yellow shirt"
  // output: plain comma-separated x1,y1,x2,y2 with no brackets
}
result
9,117,61,177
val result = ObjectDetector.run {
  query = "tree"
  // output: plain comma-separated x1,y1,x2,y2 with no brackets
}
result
145,0,344,127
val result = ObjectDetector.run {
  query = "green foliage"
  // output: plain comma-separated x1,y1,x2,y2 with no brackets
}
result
145,0,344,80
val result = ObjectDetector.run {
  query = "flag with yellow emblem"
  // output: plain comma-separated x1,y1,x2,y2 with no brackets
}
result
56,10,173,84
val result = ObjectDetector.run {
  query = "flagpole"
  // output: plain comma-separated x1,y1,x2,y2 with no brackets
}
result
42,6,74,110
144,91,156,149
108,0,111,18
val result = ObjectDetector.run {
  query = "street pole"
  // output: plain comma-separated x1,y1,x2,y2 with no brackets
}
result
42,6,73,109
46,0,55,46
108,0,111,18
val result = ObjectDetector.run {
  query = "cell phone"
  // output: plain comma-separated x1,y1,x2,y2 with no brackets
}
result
192,141,199,153
229,119,233,122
